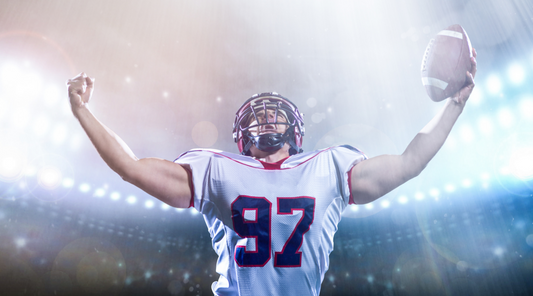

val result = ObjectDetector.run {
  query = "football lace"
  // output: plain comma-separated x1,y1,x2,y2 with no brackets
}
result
421,38,435,72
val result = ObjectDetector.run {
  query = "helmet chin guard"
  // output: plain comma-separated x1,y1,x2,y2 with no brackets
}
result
243,133,290,154
233,93,305,156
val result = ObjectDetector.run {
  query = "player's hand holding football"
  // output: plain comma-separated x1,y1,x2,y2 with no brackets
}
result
452,48,477,106
66,72,94,116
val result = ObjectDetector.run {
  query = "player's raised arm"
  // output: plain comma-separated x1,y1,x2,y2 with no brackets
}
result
67,73,191,208
350,50,477,204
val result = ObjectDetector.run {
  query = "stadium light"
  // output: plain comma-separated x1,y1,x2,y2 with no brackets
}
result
51,124,68,145
0,154,25,182
126,195,137,205
62,178,74,188
486,75,502,95
43,85,62,106
444,184,455,193
33,115,51,137
468,88,483,106
462,179,472,188
519,97,533,120
477,116,493,135
110,191,121,201
507,63,525,85
94,188,106,197
398,195,408,204
12,108,31,129
429,188,440,198
508,147,533,180
79,183,91,193
459,124,474,143
144,200,154,209
497,108,515,128
38,166,62,190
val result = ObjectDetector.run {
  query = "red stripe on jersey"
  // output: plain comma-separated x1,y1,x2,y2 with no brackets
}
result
348,166,355,205
183,167,195,208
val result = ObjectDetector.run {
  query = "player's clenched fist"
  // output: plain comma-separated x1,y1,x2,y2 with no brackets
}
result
66,72,94,113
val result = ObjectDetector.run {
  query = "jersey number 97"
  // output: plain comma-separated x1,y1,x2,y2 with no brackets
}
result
231,195,316,268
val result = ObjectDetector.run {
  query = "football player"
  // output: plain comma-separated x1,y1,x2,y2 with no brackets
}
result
66,49,476,296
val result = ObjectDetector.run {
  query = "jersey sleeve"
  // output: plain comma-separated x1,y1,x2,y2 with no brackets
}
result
174,149,214,212
328,145,368,206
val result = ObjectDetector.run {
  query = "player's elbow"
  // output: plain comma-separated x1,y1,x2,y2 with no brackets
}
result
118,160,143,185
408,163,426,180
401,153,427,181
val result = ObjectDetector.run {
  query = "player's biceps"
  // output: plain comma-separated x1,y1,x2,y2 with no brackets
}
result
124,159,191,207
351,156,408,202
350,163,383,203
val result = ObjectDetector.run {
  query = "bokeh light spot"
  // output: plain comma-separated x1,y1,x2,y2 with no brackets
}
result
38,166,63,190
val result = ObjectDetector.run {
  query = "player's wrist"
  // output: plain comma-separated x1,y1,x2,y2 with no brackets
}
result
446,97,465,114
71,103,90,120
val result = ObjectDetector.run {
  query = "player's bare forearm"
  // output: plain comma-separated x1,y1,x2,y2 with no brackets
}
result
73,105,138,178
351,52,476,204
67,73,192,208
350,99,463,204
403,98,463,175
73,107,191,208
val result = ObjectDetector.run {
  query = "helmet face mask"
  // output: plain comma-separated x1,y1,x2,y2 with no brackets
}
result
233,93,305,156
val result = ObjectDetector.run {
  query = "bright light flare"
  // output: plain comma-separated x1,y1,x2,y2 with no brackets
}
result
398,195,408,204
145,200,154,209
79,183,91,193
429,188,440,197
477,117,493,135
38,166,63,190
468,88,483,106
62,178,74,188
508,147,533,180
380,200,390,208
51,124,68,145
0,153,25,182
110,191,121,201
486,75,502,95
43,85,62,106
33,115,51,137
507,64,525,85
497,108,515,128
493,247,505,256
364,203,374,210
0,62,43,100
518,97,533,120
94,188,106,197
444,184,455,193
126,195,137,205
459,124,474,143
14,238,26,248
11,108,32,129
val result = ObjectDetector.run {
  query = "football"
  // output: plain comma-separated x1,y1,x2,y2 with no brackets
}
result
421,24,473,102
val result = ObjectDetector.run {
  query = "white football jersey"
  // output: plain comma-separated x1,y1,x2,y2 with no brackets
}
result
175,145,367,296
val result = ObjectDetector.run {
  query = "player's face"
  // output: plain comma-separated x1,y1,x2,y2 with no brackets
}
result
248,109,288,136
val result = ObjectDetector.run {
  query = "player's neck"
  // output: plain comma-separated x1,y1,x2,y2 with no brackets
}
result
260,151,289,163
